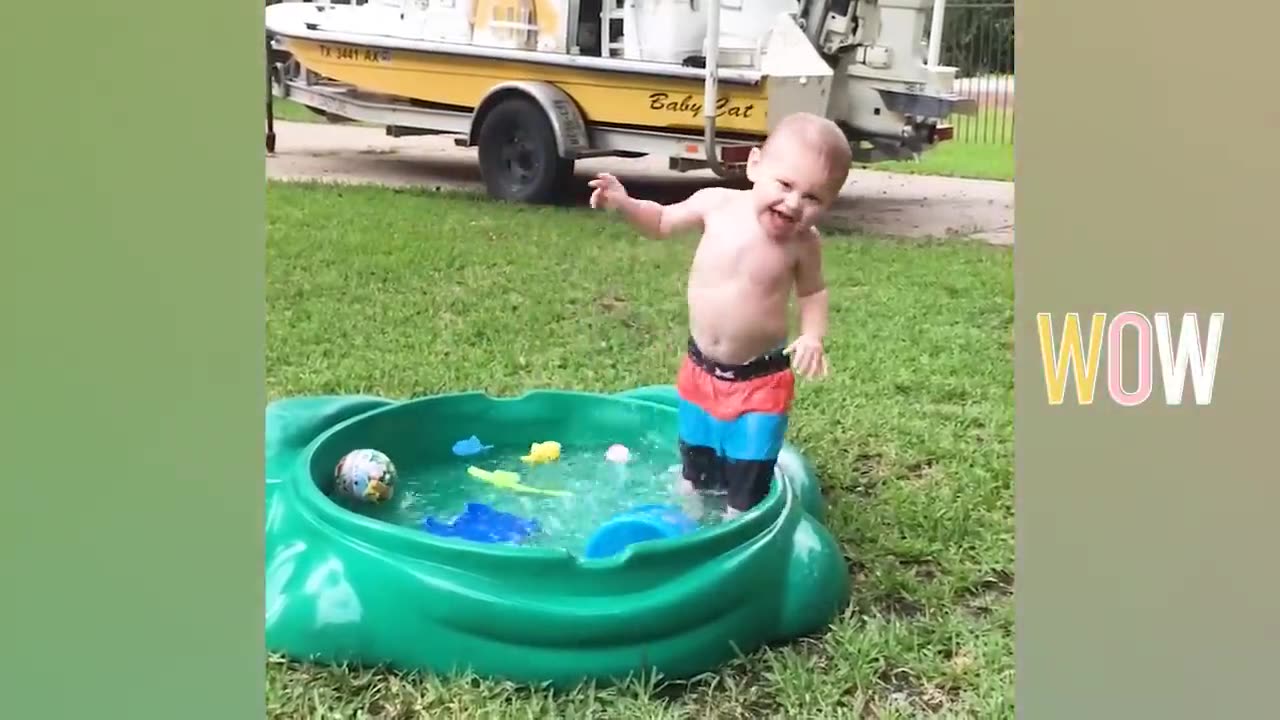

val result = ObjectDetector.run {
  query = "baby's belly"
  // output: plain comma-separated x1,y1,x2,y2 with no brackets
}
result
688,286,790,364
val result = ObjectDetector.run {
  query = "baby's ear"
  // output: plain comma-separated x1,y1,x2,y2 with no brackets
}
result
745,146,763,182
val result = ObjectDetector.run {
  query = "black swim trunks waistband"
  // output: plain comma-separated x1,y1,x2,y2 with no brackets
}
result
687,337,790,382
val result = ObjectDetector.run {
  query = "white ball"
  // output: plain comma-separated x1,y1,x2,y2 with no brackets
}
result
604,444,631,464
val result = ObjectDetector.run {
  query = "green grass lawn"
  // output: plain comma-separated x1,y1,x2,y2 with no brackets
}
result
266,182,1014,718
269,97,377,128
271,98,326,124
868,109,1014,182
870,141,1013,183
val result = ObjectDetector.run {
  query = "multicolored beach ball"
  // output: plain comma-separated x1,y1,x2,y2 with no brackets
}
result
333,449,397,503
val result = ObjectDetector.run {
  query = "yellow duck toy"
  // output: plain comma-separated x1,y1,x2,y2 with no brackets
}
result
521,441,561,465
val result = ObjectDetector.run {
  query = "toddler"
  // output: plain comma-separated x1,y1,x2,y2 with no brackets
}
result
589,112,851,516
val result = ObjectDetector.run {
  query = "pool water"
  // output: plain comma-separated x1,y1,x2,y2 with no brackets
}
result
348,438,732,555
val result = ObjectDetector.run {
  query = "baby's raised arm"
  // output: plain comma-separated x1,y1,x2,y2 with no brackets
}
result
589,173,721,239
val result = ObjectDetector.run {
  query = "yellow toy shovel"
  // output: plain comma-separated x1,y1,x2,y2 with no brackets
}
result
466,466,572,497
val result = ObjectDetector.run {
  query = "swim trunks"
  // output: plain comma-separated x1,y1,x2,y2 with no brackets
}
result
675,337,795,511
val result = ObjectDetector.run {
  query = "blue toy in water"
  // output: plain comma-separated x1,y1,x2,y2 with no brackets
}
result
422,502,540,544
583,504,698,560
451,435,494,457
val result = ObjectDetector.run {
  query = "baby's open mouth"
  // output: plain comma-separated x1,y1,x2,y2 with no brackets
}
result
769,207,795,223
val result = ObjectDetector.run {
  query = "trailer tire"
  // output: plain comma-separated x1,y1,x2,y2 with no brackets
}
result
476,96,574,205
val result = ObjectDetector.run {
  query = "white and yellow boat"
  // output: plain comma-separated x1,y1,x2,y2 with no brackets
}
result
265,0,974,202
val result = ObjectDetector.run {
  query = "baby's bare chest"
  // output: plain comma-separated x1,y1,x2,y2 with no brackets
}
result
692,223,795,289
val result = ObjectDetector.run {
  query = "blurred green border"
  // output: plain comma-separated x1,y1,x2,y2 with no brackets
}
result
3,2,264,718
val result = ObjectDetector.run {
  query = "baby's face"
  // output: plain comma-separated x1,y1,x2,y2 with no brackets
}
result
746,140,842,240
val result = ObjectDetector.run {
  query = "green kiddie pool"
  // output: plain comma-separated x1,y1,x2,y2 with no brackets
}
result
265,385,849,686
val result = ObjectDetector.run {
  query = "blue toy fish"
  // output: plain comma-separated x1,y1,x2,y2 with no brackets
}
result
451,435,493,457
422,503,540,544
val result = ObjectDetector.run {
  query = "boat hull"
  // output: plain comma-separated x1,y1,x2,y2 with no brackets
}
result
280,37,772,136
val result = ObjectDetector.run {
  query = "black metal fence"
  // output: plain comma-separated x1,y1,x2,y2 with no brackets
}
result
935,1,1014,145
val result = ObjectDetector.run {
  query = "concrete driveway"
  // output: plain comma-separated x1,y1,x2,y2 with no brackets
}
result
266,120,1014,245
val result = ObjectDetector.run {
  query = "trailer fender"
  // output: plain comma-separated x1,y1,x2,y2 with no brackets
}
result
469,81,592,160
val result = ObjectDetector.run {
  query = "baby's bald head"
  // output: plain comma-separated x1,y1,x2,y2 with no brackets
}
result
744,113,852,239
759,112,853,194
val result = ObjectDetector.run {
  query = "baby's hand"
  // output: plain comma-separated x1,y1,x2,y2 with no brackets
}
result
588,173,629,210
784,335,830,379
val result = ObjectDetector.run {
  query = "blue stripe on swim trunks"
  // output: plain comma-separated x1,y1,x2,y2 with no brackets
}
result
677,400,789,462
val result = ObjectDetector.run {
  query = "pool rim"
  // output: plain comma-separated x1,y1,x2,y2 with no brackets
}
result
288,389,795,570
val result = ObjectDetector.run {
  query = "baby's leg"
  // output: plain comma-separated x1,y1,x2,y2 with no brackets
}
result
675,384,723,513
674,353,743,517
724,459,778,517
675,440,719,517
721,408,789,517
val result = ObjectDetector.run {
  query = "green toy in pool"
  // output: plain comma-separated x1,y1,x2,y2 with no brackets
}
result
264,385,850,687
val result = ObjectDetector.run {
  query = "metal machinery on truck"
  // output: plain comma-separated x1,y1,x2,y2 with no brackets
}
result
265,0,975,203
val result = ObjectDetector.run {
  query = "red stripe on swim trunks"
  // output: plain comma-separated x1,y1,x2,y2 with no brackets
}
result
676,357,794,420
